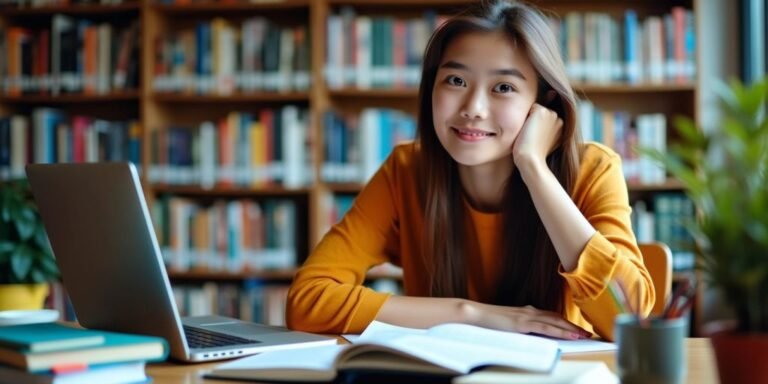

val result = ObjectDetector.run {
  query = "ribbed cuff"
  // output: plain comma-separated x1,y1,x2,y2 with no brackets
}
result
558,233,619,300
345,289,392,333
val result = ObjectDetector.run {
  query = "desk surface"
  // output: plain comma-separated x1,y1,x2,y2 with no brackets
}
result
147,338,718,384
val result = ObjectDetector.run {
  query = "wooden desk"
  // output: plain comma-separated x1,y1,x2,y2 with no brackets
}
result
147,338,718,384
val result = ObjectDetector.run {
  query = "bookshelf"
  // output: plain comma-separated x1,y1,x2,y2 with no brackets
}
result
1,0,707,330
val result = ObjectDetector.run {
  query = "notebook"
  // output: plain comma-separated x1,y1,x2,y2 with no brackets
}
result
26,162,336,363
0,361,147,384
0,323,104,353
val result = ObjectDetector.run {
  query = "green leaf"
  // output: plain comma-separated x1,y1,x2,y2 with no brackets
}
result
29,269,46,284
13,208,36,241
673,116,705,147
33,224,51,250
0,243,15,264
0,198,10,222
10,245,34,282
38,254,59,277
0,242,14,255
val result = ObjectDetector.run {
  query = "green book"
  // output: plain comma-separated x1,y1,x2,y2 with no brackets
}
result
0,323,105,353
0,326,168,373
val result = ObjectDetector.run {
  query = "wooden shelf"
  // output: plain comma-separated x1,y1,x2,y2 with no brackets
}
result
151,0,309,13
0,2,140,16
0,91,140,104
151,184,311,197
152,92,310,103
323,182,364,194
627,179,685,192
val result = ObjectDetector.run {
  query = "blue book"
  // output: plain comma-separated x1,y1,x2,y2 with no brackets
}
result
0,325,168,373
0,361,147,384
0,323,104,353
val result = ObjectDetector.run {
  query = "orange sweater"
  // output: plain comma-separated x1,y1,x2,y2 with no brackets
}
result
287,142,654,340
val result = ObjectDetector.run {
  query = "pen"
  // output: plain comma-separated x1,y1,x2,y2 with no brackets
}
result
663,279,690,319
668,284,696,319
664,280,695,319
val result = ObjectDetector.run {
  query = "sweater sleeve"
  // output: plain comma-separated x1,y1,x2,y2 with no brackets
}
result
285,150,404,334
559,145,655,341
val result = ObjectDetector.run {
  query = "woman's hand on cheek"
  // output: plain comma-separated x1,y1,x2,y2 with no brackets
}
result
512,103,563,179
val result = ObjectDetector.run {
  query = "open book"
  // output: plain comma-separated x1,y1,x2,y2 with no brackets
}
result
348,321,615,354
206,321,560,382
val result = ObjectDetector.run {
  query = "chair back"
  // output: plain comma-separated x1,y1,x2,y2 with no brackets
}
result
639,242,673,315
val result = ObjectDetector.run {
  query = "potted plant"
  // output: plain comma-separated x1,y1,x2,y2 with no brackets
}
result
0,179,59,310
644,77,768,384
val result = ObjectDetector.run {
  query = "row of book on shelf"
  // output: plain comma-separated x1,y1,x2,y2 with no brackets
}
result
577,100,668,185
322,108,416,183
0,322,167,384
0,16,139,96
555,8,695,84
0,110,141,180
153,196,298,273
171,277,403,327
325,7,695,89
172,282,290,326
153,17,310,95
632,193,696,271
148,106,310,188
325,8,444,89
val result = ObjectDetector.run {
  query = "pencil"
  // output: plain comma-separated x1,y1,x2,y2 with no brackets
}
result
607,280,629,314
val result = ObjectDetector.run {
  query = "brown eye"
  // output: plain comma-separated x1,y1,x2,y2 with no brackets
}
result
493,83,516,93
446,75,466,87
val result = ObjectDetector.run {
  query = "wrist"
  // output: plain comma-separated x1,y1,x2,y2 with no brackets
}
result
455,298,481,325
516,155,549,183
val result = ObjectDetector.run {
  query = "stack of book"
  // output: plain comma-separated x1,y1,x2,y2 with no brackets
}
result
0,322,168,384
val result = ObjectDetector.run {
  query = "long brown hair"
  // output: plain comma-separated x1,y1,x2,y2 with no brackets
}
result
417,0,581,312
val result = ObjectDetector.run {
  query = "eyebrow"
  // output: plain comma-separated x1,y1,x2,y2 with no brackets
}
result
440,60,528,81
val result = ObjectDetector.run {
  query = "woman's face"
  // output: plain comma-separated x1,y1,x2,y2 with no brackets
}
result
432,30,539,168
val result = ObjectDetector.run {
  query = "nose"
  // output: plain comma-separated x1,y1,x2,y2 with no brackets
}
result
460,88,488,120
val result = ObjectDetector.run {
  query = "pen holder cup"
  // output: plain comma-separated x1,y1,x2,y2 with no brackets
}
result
615,313,688,384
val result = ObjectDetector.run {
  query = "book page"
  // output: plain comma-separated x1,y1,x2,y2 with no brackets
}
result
361,321,560,358
357,320,427,343
208,345,345,382
347,334,557,374
426,323,560,357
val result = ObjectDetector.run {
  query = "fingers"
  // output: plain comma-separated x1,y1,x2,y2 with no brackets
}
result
532,315,591,337
518,321,585,340
517,306,592,339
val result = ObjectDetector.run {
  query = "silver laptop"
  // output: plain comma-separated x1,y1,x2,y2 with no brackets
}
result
26,162,336,362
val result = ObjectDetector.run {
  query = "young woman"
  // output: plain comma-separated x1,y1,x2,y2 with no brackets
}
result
287,0,654,341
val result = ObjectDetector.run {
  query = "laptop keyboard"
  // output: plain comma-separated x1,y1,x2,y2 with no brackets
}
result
183,325,259,349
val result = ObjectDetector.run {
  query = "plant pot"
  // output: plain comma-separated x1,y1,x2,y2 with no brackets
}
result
711,331,768,384
0,283,49,311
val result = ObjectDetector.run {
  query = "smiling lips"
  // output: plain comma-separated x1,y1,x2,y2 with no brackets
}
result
451,127,496,142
